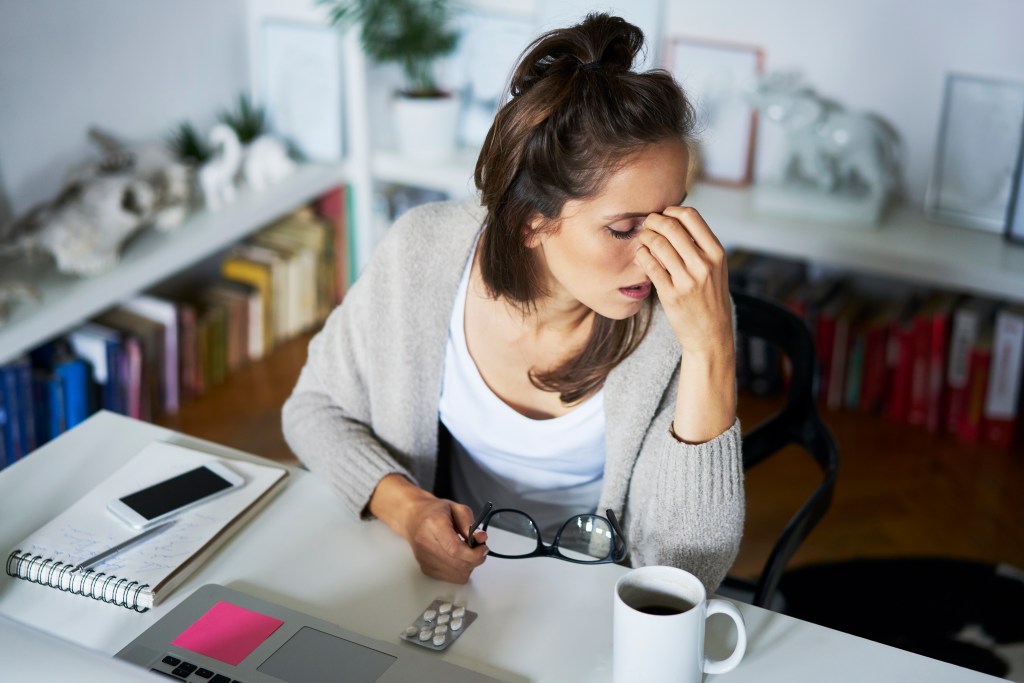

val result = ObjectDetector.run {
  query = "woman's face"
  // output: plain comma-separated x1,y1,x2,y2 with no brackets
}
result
530,138,690,321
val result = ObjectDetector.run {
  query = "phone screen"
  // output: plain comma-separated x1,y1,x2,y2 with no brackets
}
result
119,466,234,521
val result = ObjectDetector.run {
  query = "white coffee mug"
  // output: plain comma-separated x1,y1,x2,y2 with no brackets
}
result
613,566,747,683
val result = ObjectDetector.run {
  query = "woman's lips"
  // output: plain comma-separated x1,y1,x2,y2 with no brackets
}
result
619,282,652,300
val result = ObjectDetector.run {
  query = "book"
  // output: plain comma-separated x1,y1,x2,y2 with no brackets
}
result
68,322,125,416
95,308,166,422
202,282,252,373
957,320,994,444
314,184,349,301
945,298,997,436
905,292,958,431
884,297,920,423
222,249,276,353
981,304,1024,449
122,295,181,416
5,440,288,611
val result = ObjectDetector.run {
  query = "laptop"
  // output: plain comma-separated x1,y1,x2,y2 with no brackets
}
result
116,584,503,683
1,613,163,682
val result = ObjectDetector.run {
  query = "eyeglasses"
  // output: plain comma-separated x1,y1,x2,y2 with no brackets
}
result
467,501,628,564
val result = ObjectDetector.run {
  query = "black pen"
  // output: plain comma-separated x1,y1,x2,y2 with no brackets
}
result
71,520,177,573
466,501,493,548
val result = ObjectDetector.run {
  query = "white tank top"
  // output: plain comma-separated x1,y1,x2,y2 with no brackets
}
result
439,240,606,537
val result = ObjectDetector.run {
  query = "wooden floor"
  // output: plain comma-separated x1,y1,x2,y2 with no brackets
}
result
159,331,1024,580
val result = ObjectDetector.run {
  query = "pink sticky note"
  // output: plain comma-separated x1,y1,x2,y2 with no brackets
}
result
172,601,285,666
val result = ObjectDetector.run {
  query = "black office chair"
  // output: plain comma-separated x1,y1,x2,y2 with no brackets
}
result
719,289,841,610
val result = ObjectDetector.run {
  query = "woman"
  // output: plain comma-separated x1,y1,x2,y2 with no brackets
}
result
282,13,743,592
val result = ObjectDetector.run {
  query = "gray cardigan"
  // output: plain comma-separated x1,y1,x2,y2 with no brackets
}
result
282,199,744,591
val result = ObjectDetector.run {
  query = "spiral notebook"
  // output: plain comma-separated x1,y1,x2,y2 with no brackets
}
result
4,441,288,612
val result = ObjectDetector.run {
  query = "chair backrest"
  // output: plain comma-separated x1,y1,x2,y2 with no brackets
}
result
731,289,841,608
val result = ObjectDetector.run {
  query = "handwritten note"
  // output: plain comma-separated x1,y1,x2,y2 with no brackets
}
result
173,601,284,665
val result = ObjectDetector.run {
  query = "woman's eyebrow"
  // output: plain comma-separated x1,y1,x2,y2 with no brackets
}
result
601,194,688,221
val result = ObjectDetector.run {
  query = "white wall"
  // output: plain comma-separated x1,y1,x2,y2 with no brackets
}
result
660,0,1024,206
0,0,249,220
1,0,1022,220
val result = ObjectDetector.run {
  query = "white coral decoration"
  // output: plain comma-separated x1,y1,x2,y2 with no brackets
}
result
243,135,295,192
199,124,243,211
36,176,157,276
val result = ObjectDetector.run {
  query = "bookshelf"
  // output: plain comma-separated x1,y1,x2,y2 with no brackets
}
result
0,163,348,366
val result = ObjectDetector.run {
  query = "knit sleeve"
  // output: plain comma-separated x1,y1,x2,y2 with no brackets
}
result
624,402,744,594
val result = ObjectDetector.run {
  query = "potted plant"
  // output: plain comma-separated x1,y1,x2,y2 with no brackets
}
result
319,0,461,161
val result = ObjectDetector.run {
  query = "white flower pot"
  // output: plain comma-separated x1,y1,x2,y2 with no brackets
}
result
391,93,460,162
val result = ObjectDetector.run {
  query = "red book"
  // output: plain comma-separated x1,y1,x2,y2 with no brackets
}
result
981,305,1024,450
859,301,900,414
885,299,919,422
945,299,996,436
315,184,349,304
905,293,957,429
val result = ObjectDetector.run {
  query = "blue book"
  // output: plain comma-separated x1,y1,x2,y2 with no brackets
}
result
55,358,92,430
1,366,23,460
0,375,9,469
31,372,65,444
68,322,125,414
12,358,37,455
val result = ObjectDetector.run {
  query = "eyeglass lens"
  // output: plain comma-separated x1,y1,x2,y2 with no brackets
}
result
485,510,614,562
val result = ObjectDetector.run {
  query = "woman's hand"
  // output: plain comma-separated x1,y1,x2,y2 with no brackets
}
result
369,474,488,583
633,206,737,443
633,206,732,354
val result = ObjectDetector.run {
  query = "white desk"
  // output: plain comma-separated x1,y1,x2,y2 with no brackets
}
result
0,412,1000,682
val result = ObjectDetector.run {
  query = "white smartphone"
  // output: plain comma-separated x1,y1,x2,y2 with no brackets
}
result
106,461,246,529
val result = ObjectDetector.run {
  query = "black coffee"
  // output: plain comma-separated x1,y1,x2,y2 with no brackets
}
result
636,599,695,616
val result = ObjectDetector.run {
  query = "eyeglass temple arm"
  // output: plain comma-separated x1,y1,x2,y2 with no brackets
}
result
607,509,628,559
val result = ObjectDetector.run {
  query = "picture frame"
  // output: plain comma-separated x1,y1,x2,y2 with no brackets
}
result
261,20,344,163
1006,120,1024,245
925,73,1024,233
665,36,763,187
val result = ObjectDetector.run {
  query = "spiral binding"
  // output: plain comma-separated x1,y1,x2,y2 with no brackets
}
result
6,549,151,612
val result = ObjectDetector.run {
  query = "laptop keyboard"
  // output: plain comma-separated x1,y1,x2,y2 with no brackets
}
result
149,654,246,683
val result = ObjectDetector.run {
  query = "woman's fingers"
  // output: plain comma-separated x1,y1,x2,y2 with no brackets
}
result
408,500,488,584
661,205,725,260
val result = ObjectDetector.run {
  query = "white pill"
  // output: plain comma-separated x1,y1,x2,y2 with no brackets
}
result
451,617,463,631
433,633,447,647
419,627,432,641
452,606,466,618
437,613,450,625
439,602,452,614
434,624,448,635
423,609,437,622
404,626,419,637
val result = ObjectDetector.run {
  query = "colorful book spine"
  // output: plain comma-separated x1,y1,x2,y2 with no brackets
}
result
981,306,1024,449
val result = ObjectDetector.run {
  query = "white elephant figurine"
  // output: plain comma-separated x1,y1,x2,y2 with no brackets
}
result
242,135,296,192
750,73,903,204
199,124,243,211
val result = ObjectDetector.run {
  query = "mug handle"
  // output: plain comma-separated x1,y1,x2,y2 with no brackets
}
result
702,598,748,674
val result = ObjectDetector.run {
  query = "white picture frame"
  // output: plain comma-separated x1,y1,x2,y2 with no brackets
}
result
1006,124,1024,245
926,73,1024,233
445,10,535,148
666,37,763,186
261,20,344,163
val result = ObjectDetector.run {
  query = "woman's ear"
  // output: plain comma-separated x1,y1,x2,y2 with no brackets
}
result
523,212,546,249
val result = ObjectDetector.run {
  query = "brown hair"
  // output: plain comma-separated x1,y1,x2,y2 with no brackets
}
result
473,13,698,404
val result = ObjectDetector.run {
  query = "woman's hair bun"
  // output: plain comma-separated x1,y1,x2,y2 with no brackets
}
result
509,13,645,97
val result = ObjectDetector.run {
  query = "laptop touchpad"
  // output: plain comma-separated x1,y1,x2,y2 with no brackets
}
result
257,627,397,683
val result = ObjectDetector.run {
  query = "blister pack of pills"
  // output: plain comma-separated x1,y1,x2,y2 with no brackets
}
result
400,598,477,651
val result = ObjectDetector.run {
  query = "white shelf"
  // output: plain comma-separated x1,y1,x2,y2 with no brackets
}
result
0,163,349,365
691,183,1024,304
364,143,1024,306
370,147,480,198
